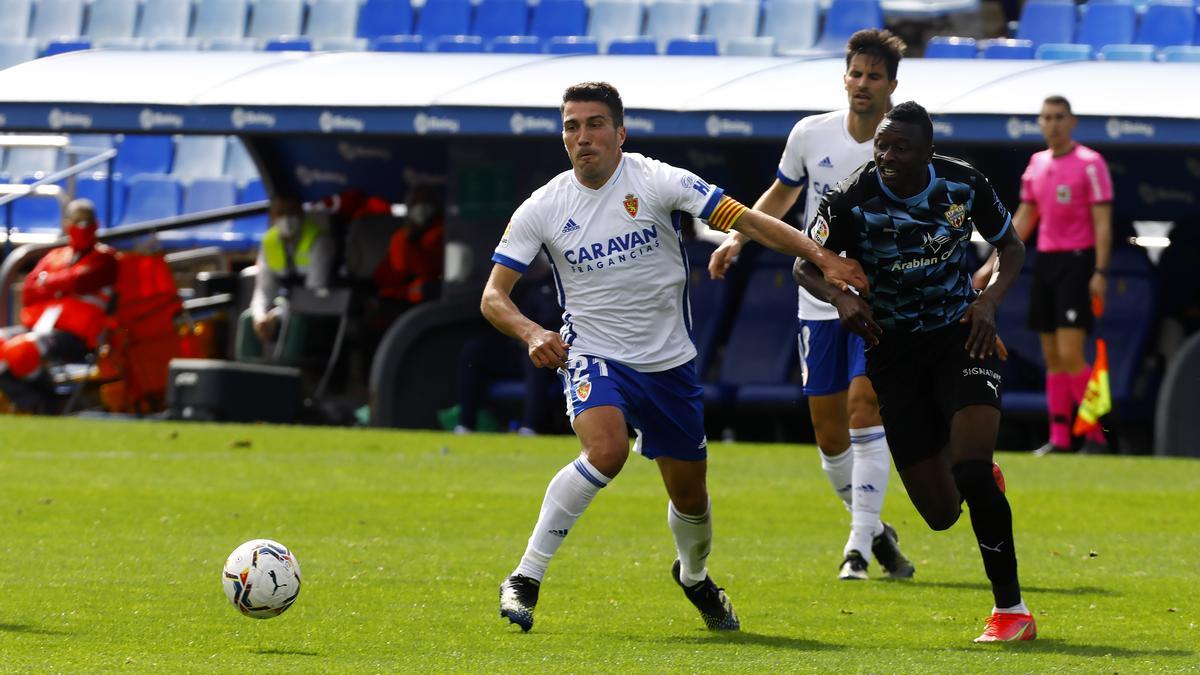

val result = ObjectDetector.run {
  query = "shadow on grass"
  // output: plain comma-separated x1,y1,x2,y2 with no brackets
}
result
951,639,1193,659
916,580,1117,596
0,622,68,636
251,648,320,656
636,630,843,652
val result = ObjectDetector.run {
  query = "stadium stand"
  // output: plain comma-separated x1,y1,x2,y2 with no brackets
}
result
29,0,86,48
192,0,250,44
372,34,424,50
10,176,60,233
1098,43,1156,61
139,0,193,42
75,171,126,228
0,0,33,40
5,145,58,178
529,0,588,41
473,0,528,41
1076,0,1137,53
356,0,413,41
1134,0,1196,49
159,176,239,249
1161,45,1200,61
434,34,484,51
118,173,181,226
172,136,228,182
84,0,139,42
264,35,312,50
703,0,761,54
666,35,719,55
924,35,977,58
544,35,597,53
724,35,774,56
1013,0,1075,48
0,38,36,69
113,135,173,177
246,0,305,43
645,0,703,52
223,137,259,186
815,0,884,51
305,0,359,41
587,0,644,54
233,177,268,241
760,0,819,54
416,0,471,41
1035,42,1092,60
606,35,657,54
682,239,731,380
42,37,90,56
488,35,540,52
314,36,366,50
981,38,1035,59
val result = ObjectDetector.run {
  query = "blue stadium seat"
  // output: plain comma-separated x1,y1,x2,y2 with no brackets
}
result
119,173,181,226
606,35,656,54
85,0,138,41
234,177,269,241
247,0,305,41
645,0,702,52
703,0,759,54
1014,0,1075,47
160,176,240,249
815,0,883,51
113,135,174,178
981,38,1034,59
1134,0,1196,49
1098,272,1159,419
925,35,977,58
264,35,312,49
372,33,424,50
4,146,58,178
1160,45,1200,61
172,136,227,181
29,0,85,45
995,272,1045,415
587,0,643,53
416,0,470,39
224,137,260,185
665,35,718,55
356,0,413,40
10,175,61,234
1035,42,1091,60
314,36,367,50
544,35,596,53
488,35,540,52
1098,43,1155,61
724,35,773,55
203,35,254,49
138,0,192,41
761,0,818,54
530,0,587,40
0,0,33,40
1077,0,1136,52
193,0,249,41
0,38,37,69
74,171,125,228
473,0,528,41
683,239,731,378
433,34,483,51
41,37,90,56
306,0,359,40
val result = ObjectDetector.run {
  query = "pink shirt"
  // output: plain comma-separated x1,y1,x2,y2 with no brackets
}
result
1020,144,1112,252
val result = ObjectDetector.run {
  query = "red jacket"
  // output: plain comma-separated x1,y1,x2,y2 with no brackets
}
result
375,220,444,304
20,244,119,347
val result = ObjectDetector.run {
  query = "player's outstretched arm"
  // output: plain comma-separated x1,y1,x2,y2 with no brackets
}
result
481,264,568,369
794,258,881,345
730,206,868,293
961,224,1026,359
707,180,802,280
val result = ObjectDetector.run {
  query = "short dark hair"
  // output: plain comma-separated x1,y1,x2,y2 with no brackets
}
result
1043,95,1073,114
846,29,906,81
884,100,933,145
561,81,624,129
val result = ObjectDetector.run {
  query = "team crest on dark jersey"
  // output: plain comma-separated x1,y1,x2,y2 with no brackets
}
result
945,203,966,229
623,193,639,218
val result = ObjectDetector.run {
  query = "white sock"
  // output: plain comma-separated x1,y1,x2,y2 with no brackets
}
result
995,601,1030,614
846,426,890,561
819,446,854,512
668,498,712,587
513,456,610,581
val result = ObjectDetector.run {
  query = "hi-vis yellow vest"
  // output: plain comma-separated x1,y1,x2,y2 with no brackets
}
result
262,218,321,275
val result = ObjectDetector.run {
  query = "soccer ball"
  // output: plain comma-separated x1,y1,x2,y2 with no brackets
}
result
222,539,302,619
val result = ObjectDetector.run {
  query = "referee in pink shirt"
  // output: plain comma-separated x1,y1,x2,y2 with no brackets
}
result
980,95,1113,455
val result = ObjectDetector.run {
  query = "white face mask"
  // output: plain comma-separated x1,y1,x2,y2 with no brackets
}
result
273,215,301,238
408,203,435,226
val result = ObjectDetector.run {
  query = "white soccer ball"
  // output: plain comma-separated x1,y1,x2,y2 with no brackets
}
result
222,539,302,619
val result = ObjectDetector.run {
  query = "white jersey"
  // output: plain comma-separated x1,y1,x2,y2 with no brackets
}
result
493,152,725,372
777,109,874,320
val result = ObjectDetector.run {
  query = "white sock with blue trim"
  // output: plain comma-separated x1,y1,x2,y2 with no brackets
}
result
669,498,712,587
847,426,890,561
820,446,854,512
513,455,610,581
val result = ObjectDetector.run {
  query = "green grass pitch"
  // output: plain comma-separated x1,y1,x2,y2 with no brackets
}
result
0,417,1197,671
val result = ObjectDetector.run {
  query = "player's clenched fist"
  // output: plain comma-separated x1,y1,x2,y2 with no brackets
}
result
527,330,568,369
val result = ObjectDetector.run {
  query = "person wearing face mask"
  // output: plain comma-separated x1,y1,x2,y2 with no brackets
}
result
373,183,444,306
0,199,118,412
246,196,336,356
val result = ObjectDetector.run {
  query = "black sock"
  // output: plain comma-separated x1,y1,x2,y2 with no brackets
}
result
953,460,1021,609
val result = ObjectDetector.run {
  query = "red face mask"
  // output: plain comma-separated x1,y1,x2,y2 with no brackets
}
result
67,223,97,251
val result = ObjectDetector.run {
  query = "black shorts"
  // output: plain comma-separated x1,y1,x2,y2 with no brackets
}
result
1028,249,1095,333
865,321,1003,471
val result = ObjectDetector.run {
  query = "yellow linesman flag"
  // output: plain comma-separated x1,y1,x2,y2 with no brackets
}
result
1073,338,1112,436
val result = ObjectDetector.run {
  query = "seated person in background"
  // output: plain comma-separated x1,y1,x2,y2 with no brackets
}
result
0,199,118,412
241,196,336,360
374,182,445,307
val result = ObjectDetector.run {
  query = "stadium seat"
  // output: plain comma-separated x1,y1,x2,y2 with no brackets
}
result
683,239,731,378
224,137,259,185
1160,45,1200,62
314,36,367,50
305,0,359,40
606,35,656,54
433,34,484,51
138,0,192,41
264,35,312,50
10,175,61,233
415,0,471,39
1014,0,1074,47
74,171,125,228
544,35,596,53
1134,0,1196,49
356,0,413,40
995,272,1045,415
203,35,255,49
924,35,977,58
371,34,424,50
587,0,643,54
981,38,1035,59
645,0,702,52
665,35,718,55
1035,42,1091,60
815,0,884,52
702,0,760,54
1076,0,1136,52
42,37,90,56
119,173,181,226
761,0,819,54
160,176,239,249
488,35,541,52
473,0,528,41
1098,43,1155,61
0,38,37,69
193,0,249,41
29,0,85,45
84,0,138,41
113,135,174,178
172,136,228,181
529,0,587,40
724,35,773,56
148,37,193,49
233,177,269,241
247,0,305,41
4,145,58,178
0,0,33,40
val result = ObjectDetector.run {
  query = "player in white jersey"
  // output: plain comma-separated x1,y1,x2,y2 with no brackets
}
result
483,81,868,633
708,30,916,581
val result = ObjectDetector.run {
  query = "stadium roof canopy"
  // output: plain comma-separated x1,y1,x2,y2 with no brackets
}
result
0,51,1195,144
